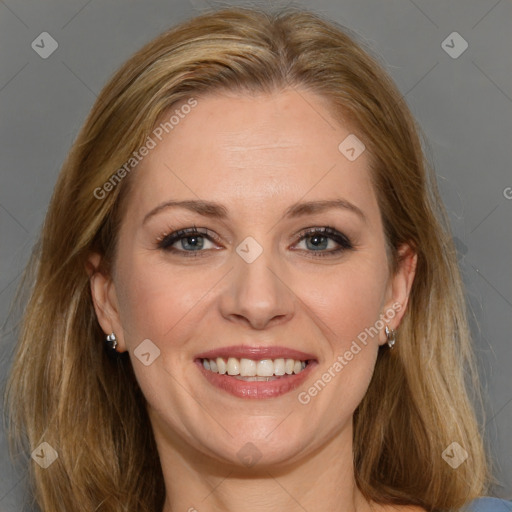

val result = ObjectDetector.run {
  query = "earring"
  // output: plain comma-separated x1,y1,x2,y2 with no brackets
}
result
385,325,396,349
105,332,118,352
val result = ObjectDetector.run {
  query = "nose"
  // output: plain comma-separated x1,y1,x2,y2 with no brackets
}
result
218,246,295,330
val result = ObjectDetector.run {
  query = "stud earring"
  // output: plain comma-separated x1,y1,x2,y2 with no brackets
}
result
385,325,396,349
105,332,118,352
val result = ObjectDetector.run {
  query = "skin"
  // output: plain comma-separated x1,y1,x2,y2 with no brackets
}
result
89,87,420,512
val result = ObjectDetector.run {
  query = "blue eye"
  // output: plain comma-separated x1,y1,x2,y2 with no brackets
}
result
157,226,353,258
293,227,353,257
157,226,217,255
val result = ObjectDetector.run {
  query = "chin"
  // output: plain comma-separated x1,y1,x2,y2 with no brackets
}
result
195,425,317,471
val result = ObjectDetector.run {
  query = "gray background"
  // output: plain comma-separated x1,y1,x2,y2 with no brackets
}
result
0,0,511,509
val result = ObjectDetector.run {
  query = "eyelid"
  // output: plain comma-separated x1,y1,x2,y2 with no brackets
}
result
156,225,354,257
290,226,354,255
294,225,347,237
156,226,222,250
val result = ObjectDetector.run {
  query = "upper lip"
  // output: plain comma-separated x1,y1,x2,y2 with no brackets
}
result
195,345,317,361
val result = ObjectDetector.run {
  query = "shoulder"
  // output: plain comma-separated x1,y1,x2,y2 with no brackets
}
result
376,500,512,512
464,498,512,512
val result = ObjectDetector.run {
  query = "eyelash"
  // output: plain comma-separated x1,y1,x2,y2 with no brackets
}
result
156,225,354,259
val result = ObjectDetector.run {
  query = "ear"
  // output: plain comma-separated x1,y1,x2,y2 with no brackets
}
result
378,243,417,346
87,252,126,352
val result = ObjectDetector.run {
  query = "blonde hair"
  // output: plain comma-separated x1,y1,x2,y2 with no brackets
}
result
5,6,491,511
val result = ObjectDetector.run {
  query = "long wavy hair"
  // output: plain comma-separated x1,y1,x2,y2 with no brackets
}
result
5,6,490,511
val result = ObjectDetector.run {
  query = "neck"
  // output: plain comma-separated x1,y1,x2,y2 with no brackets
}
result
158,425,374,512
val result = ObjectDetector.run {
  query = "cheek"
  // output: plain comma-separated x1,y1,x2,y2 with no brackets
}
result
114,252,211,349
113,256,211,423
303,262,388,350
292,258,387,419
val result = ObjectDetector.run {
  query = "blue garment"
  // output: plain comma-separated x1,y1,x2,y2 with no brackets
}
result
465,498,512,512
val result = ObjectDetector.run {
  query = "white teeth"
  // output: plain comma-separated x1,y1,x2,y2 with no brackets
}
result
256,359,274,377
273,358,285,376
227,357,240,375
216,357,227,375
240,358,257,376
201,356,309,377
234,376,279,381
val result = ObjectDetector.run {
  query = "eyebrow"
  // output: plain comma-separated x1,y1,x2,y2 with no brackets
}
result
143,198,367,224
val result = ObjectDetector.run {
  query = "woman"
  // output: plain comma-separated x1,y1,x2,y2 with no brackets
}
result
5,6,509,512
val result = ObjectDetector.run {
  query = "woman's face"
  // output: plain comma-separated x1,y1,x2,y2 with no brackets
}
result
91,88,416,469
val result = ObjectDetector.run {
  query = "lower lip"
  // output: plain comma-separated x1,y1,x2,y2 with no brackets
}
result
195,360,317,399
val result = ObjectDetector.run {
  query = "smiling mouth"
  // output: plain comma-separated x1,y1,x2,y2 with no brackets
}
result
200,357,310,381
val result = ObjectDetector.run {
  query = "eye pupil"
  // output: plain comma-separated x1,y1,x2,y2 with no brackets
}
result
307,235,328,250
182,236,203,250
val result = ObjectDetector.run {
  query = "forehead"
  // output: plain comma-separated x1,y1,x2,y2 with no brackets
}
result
124,88,378,223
